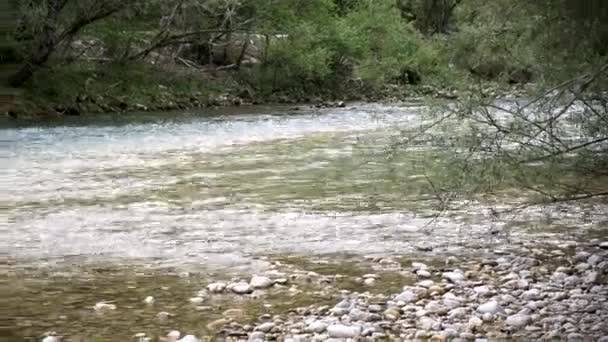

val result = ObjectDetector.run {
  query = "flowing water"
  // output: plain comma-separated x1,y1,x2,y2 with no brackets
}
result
2,103,606,340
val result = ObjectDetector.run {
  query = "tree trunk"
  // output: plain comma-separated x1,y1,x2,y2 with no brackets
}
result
9,0,64,87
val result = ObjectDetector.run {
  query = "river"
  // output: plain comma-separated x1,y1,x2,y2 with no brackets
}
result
2,103,606,340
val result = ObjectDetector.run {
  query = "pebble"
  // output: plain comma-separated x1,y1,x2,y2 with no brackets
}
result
327,324,361,338
482,313,494,322
418,316,439,330
417,270,432,278
363,278,376,286
143,296,155,305
306,321,327,333
177,335,199,342
443,271,465,283
256,322,275,333
468,316,483,329
505,314,531,328
248,332,265,342
230,282,254,294
477,301,500,314
42,336,60,342
156,311,173,320
522,289,541,300
599,242,608,249
207,282,227,293
94,302,116,312
188,297,205,305
588,254,601,266
449,307,467,319
250,276,274,289
418,279,434,288
207,318,230,331
473,285,492,296
167,331,181,339
584,271,599,284
394,290,416,303
412,262,429,270
383,307,401,321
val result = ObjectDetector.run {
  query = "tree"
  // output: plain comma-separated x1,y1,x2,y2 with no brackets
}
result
9,0,131,87
402,0,608,217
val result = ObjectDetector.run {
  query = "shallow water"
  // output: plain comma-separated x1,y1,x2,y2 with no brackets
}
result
2,103,606,340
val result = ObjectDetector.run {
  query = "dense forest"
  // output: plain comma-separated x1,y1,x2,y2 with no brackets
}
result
2,0,606,203
1,0,605,113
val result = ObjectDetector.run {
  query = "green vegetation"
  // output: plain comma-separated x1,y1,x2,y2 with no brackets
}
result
2,0,607,204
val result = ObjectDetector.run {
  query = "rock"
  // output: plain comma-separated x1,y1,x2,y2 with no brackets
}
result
412,262,429,270
448,307,468,320
327,324,361,338
248,332,265,342
476,300,499,314
207,318,230,331
599,241,608,249
250,276,274,289
384,308,401,321
349,308,369,321
167,331,181,339
94,302,116,312
418,280,434,288
42,336,60,342
473,285,492,296
143,296,155,304
188,297,205,305
306,321,327,333
256,322,275,333
418,317,439,330
468,316,483,329
363,278,376,286
583,271,599,284
223,309,246,320
522,289,541,300
395,290,417,303
178,336,199,342
482,313,494,322
417,270,432,278
505,314,531,329
336,101,346,108
588,254,602,266
207,282,227,293
425,301,445,314
551,272,568,283
230,282,253,294
368,304,382,312
332,299,353,315
575,263,590,272
156,311,173,320
564,275,580,287
443,271,465,283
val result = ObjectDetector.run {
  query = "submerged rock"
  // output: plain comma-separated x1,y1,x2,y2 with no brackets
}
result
94,302,116,312
230,282,254,294
143,296,155,305
207,282,227,293
250,276,274,289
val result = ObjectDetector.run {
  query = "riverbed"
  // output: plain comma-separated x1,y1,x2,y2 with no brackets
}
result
2,103,606,340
